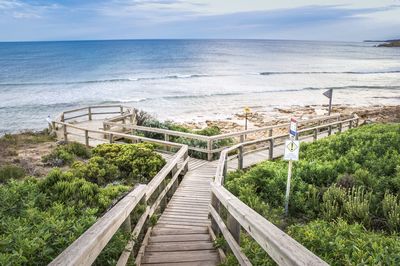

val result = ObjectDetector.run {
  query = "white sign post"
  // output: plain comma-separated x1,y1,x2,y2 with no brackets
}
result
284,118,300,216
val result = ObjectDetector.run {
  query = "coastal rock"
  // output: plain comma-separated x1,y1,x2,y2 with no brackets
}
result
377,40,400,47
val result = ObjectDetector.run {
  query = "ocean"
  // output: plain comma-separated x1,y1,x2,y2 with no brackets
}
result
0,39,399,134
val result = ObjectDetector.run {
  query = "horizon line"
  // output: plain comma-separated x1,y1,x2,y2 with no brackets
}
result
0,37,375,44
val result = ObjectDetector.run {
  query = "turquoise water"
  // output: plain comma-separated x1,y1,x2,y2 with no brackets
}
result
0,39,399,134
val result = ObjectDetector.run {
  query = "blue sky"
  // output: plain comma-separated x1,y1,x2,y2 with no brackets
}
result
0,0,399,41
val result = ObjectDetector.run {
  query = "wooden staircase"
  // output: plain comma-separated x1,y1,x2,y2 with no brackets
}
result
139,160,220,266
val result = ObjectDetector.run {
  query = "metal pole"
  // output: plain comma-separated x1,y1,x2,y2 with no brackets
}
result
284,159,293,216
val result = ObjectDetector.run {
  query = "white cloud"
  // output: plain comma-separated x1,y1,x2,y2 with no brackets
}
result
0,0,61,19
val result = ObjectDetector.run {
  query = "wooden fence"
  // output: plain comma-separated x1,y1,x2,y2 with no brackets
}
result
58,105,133,123
209,115,360,265
103,113,343,161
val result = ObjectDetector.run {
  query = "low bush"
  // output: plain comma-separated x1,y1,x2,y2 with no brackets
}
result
225,124,400,263
1,142,165,264
71,157,120,185
92,143,165,183
0,164,26,183
42,142,91,166
288,219,400,265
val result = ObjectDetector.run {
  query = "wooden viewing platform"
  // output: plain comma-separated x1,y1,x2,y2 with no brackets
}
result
50,105,359,265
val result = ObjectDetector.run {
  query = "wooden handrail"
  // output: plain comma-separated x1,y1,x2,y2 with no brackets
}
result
210,114,360,265
209,114,341,141
211,184,328,266
50,143,189,266
105,123,210,141
54,105,346,161
58,105,132,123
49,185,147,266
54,121,184,149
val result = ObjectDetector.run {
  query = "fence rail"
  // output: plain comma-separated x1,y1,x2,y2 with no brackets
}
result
58,105,133,123
209,114,360,265
101,111,344,161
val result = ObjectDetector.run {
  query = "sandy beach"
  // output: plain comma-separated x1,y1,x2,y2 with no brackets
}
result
183,104,400,135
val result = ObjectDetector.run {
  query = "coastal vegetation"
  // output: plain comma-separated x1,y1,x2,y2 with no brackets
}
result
0,134,165,265
134,109,233,159
223,124,400,265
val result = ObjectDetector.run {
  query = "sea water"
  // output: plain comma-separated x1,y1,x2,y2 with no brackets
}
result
0,39,399,134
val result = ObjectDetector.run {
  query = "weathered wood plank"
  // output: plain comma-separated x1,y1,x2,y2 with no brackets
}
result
149,234,211,243
143,250,219,264
146,242,214,252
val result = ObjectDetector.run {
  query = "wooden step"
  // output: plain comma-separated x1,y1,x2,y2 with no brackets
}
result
142,250,219,264
142,259,217,265
149,234,211,243
151,228,208,235
145,241,214,252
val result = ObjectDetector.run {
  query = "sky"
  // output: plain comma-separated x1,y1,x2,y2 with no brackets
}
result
0,0,399,41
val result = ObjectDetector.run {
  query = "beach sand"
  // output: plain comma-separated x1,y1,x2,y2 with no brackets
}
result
183,104,400,137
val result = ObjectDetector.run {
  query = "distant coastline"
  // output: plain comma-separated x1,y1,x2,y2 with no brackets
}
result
377,40,400,47
364,38,400,47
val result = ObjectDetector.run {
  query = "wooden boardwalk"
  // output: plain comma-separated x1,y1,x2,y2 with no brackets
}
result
52,107,357,265
140,160,219,265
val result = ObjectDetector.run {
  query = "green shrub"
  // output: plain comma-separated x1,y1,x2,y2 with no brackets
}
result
321,185,345,221
382,192,400,232
0,178,99,265
0,164,25,183
225,124,400,263
39,169,129,213
227,124,400,230
71,156,120,185
42,142,91,166
0,141,166,265
343,186,372,226
288,219,400,265
92,143,165,183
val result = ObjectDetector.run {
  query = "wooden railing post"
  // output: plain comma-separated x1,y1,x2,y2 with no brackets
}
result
338,122,342,133
207,139,213,161
120,106,124,115
122,214,132,234
211,193,221,236
227,213,241,245
269,138,274,159
63,124,68,141
238,135,244,170
85,130,89,147
328,125,332,136
238,146,243,170
182,149,189,175
88,107,92,121
222,155,228,183
158,181,167,211
165,134,170,152
61,113,65,122
268,129,273,137
109,133,114,143
349,120,353,129
168,164,179,199
313,129,318,140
